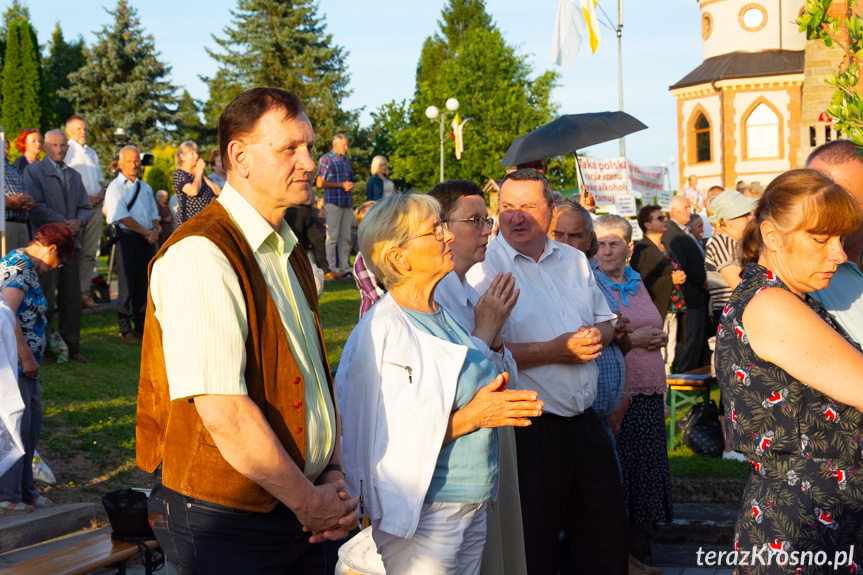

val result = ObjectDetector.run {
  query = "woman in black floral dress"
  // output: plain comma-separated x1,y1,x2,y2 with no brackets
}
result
716,169,863,574
172,140,221,230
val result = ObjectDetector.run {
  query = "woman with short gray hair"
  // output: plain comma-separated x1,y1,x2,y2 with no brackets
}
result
337,192,542,574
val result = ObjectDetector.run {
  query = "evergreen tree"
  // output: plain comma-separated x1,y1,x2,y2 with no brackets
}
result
175,90,215,147
42,23,86,131
204,0,356,157
61,0,178,180
1,18,43,139
380,0,560,190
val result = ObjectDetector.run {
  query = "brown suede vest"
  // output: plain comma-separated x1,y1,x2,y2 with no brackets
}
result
135,200,333,512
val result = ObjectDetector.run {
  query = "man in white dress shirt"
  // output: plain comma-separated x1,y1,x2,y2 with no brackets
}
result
466,169,629,574
64,115,104,309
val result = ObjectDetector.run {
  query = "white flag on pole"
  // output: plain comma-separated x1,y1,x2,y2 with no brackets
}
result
551,0,584,69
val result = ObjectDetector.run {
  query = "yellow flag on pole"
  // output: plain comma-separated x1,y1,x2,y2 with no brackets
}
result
452,113,464,160
580,0,601,53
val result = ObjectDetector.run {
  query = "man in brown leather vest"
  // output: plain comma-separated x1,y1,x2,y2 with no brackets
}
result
136,88,358,573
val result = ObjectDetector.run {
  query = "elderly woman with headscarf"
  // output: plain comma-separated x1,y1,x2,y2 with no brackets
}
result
337,192,542,574
717,169,863,573
593,214,671,574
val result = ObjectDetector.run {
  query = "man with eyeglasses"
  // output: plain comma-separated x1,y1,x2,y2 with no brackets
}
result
467,169,628,574
427,178,527,572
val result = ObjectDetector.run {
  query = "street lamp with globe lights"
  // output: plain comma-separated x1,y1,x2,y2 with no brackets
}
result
426,98,459,182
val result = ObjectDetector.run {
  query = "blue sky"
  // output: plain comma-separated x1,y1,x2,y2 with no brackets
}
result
18,0,704,169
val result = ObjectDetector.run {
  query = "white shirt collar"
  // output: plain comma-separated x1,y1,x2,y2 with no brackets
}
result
496,234,562,265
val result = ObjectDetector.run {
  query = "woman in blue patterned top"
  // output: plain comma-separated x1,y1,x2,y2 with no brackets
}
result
0,224,75,514
716,170,863,573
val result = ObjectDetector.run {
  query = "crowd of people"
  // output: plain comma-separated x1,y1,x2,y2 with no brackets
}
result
1,85,862,575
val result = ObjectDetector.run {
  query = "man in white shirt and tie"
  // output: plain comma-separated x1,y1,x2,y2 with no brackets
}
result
467,169,629,575
64,115,104,309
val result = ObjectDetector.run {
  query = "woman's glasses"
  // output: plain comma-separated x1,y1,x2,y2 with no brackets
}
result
403,222,447,243
446,216,494,230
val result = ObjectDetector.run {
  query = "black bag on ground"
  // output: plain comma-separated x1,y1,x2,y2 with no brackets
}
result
102,488,165,572
679,400,724,458
102,488,154,540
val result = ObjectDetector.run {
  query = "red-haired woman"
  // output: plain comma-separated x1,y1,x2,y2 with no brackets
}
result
716,169,863,572
12,130,42,173
0,224,75,513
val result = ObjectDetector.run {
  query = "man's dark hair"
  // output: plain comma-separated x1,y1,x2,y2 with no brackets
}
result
428,179,484,219
637,204,663,233
501,168,553,206
218,88,305,172
806,138,863,168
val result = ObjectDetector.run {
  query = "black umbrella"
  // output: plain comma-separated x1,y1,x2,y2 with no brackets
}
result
500,111,648,166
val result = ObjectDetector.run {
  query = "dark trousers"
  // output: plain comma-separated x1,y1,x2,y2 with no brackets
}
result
285,205,329,273
148,474,326,574
676,304,709,372
515,408,629,575
39,250,82,354
0,375,40,503
117,230,156,335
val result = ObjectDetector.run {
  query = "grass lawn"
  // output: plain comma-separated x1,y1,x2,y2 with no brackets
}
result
35,273,746,505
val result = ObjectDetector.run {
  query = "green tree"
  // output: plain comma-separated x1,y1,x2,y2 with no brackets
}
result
61,0,178,180
378,0,560,191
799,0,863,145
1,18,42,139
204,0,356,158
42,23,86,131
143,143,177,195
175,89,215,147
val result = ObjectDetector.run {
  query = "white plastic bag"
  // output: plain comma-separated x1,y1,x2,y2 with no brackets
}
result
32,450,56,484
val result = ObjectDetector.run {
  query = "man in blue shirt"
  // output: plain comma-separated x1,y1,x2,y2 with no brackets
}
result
806,140,863,344
105,146,159,343
316,134,354,277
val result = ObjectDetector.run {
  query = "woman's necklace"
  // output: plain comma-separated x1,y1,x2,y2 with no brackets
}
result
428,308,455,334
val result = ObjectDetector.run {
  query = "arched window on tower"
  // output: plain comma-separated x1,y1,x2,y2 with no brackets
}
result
745,103,780,159
694,113,711,163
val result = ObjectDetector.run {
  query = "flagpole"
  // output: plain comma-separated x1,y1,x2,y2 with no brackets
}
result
617,0,625,158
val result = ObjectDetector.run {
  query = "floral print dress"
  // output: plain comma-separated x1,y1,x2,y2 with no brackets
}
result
665,251,686,314
716,263,862,574
0,249,47,376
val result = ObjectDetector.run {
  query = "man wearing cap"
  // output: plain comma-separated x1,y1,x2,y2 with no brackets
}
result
806,140,863,343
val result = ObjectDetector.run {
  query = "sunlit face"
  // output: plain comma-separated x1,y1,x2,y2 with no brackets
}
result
180,147,199,170
447,194,491,272
399,214,454,283
808,156,863,207
242,110,317,207
67,119,88,146
689,217,704,239
499,179,554,259
670,198,692,225
773,227,847,295
25,132,43,156
643,209,668,235
118,149,141,180
377,160,388,176
43,132,68,163
595,226,632,278
723,213,753,241
549,208,593,254
333,137,349,155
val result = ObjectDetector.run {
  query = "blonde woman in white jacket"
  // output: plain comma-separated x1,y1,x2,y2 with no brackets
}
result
336,193,542,575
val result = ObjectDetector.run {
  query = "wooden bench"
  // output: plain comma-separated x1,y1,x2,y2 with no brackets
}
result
666,366,717,450
0,532,160,575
